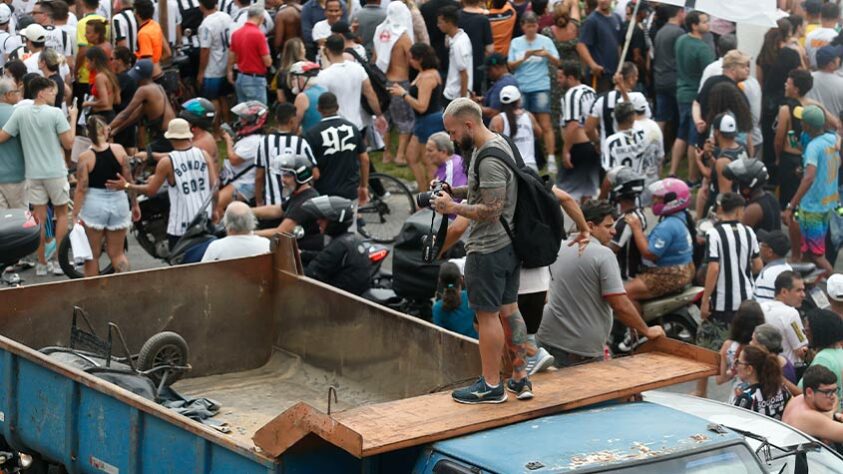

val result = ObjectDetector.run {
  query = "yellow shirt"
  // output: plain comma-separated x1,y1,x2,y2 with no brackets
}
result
801,23,820,47
76,13,108,84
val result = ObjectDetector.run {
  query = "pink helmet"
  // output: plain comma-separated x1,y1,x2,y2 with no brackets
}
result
231,101,268,137
649,178,690,216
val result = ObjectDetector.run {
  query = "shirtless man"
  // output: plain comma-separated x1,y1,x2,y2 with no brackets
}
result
274,0,302,52
372,3,413,165
782,365,843,443
109,59,176,152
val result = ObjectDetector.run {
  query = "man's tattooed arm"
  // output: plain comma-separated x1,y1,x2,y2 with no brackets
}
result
450,185,468,200
452,186,506,222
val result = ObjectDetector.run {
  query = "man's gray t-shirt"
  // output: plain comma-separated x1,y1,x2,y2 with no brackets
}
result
0,103,24,184
465,134,517,255
807,71,843,119
354,5,387,55
537,237,626,357
653,23,683,93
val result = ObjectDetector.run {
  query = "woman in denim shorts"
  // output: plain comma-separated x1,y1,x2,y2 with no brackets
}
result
71,116,139,276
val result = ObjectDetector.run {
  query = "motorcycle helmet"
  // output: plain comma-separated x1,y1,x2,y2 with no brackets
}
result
180,98,216,131
231,101,268,137
607,166,645,203
649,178,690,216
275,152,314,184
301,195,355,236
723,158,768,194
287,61,320,94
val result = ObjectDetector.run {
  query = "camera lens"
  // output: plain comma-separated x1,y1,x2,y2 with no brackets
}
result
416,191,433,209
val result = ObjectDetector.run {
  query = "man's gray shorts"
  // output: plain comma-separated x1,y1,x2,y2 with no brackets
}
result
464,244,520,313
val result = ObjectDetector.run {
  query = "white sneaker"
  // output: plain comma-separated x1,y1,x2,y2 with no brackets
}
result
50,261,64,275
35,263,48,276
526,347,555,376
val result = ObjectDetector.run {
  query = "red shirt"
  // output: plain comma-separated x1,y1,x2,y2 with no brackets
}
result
230,22,270,75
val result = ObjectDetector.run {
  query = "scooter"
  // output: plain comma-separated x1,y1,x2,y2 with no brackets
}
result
0,209,40,287
612,285,704,353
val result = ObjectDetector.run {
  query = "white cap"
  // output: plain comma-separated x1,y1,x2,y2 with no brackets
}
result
715,113,738,134
630,94,648,113
499,85,521,105
23,24,47,43
828,274,843,302
0,4,11,24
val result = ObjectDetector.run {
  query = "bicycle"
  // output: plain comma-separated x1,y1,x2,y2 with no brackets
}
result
357,172,416,243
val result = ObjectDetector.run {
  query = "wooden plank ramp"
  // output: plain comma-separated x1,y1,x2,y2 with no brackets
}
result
253,338,718,458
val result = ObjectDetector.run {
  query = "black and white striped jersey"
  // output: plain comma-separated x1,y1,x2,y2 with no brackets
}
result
601,128,645,173
112,8,139,53
167,147,213,237
561,84,596,126
255,132,317,206
705,220,760,312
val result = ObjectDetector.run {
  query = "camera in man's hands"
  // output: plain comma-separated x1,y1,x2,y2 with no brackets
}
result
416,180,446,209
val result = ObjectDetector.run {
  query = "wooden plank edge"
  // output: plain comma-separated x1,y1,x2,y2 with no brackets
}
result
358,365,718,457
636,336,720,367
252,402,363,458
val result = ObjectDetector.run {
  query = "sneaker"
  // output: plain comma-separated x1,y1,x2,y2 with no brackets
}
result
49,261,64,275
35,263,48,276
525,347,555,376
451,377,507,404
505,377,534,400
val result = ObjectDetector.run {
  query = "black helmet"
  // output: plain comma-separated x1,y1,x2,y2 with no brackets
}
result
301,195,354,236
180,98,216,131
275,153,314,184
723,158,768,192
607,166,645,202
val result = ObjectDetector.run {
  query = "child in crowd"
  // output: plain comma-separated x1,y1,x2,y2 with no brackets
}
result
432,262,478,338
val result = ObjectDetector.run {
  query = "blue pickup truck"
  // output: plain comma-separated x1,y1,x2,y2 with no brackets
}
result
0,237,840,473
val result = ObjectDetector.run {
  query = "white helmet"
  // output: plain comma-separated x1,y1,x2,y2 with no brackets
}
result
0,5,12,25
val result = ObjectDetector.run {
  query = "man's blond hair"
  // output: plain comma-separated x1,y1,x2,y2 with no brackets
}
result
443,98,482,122
723,50,750,70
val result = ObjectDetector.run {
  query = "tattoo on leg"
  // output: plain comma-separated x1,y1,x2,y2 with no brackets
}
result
503,310,529,375
115,260,130,273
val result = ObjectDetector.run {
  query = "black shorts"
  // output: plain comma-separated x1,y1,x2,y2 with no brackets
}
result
779,152,803,208
518,291,546,334
464,244,520,313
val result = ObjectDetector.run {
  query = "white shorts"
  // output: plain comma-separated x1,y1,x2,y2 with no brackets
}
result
27,177,70,206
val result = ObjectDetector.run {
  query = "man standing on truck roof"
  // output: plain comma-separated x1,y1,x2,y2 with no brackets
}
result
433,98,533,404
537,199,664,366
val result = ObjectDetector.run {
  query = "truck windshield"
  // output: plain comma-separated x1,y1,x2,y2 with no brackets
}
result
610,444,764,474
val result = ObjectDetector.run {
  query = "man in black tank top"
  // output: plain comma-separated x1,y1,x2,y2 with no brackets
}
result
699,113,747,217
775,69,822,208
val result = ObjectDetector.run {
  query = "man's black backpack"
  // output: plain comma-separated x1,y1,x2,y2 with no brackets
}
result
344,48,391,115
472,135,565,268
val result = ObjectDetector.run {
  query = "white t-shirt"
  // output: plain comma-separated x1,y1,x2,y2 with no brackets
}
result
44,25,72,58
761,299,808,366
519,267,550,294
223,134,261,186
699,59,763,149
201,234,271,262
154,0,181,45
634,118,664,180
96,0,111,21
312,19,332,42
316,60,369,129
601,128,645,173
443,29,472,100
806,27,838,68
233,9,274,36
198,11,232,78
499,111,537,171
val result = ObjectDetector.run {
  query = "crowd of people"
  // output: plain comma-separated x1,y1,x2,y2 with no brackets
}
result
2,0,843,444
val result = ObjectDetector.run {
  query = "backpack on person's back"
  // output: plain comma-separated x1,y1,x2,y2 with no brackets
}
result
344,47,391,115
472,134,565,269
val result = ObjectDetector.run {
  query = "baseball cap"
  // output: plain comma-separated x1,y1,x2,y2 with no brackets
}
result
629,94,648,113
801,104,826,129
500,85,521,104
713,112,737,136
485,52,507,68
128,58,154,81
803,0,822,15
330,20,356,39
756,229,790,257
0,5,12,24
828,274,843,302
816,44,843,68
23,24,46,43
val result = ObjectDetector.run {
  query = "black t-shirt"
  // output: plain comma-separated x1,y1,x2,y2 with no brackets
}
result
623,21,648,57
305,116,367,200
761,47,801,103
49,73,64,109
458,11,492,91
420,0,458,74
283,187,323,251
116,71,137,114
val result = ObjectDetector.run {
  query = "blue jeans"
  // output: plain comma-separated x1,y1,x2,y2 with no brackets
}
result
235,74,267,105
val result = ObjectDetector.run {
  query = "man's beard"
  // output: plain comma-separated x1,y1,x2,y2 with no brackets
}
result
458,135,475,154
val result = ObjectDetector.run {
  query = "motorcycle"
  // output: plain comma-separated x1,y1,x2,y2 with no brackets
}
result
0,209,40,287
0,447,33,473
612,285,704,353
791,261,829,315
